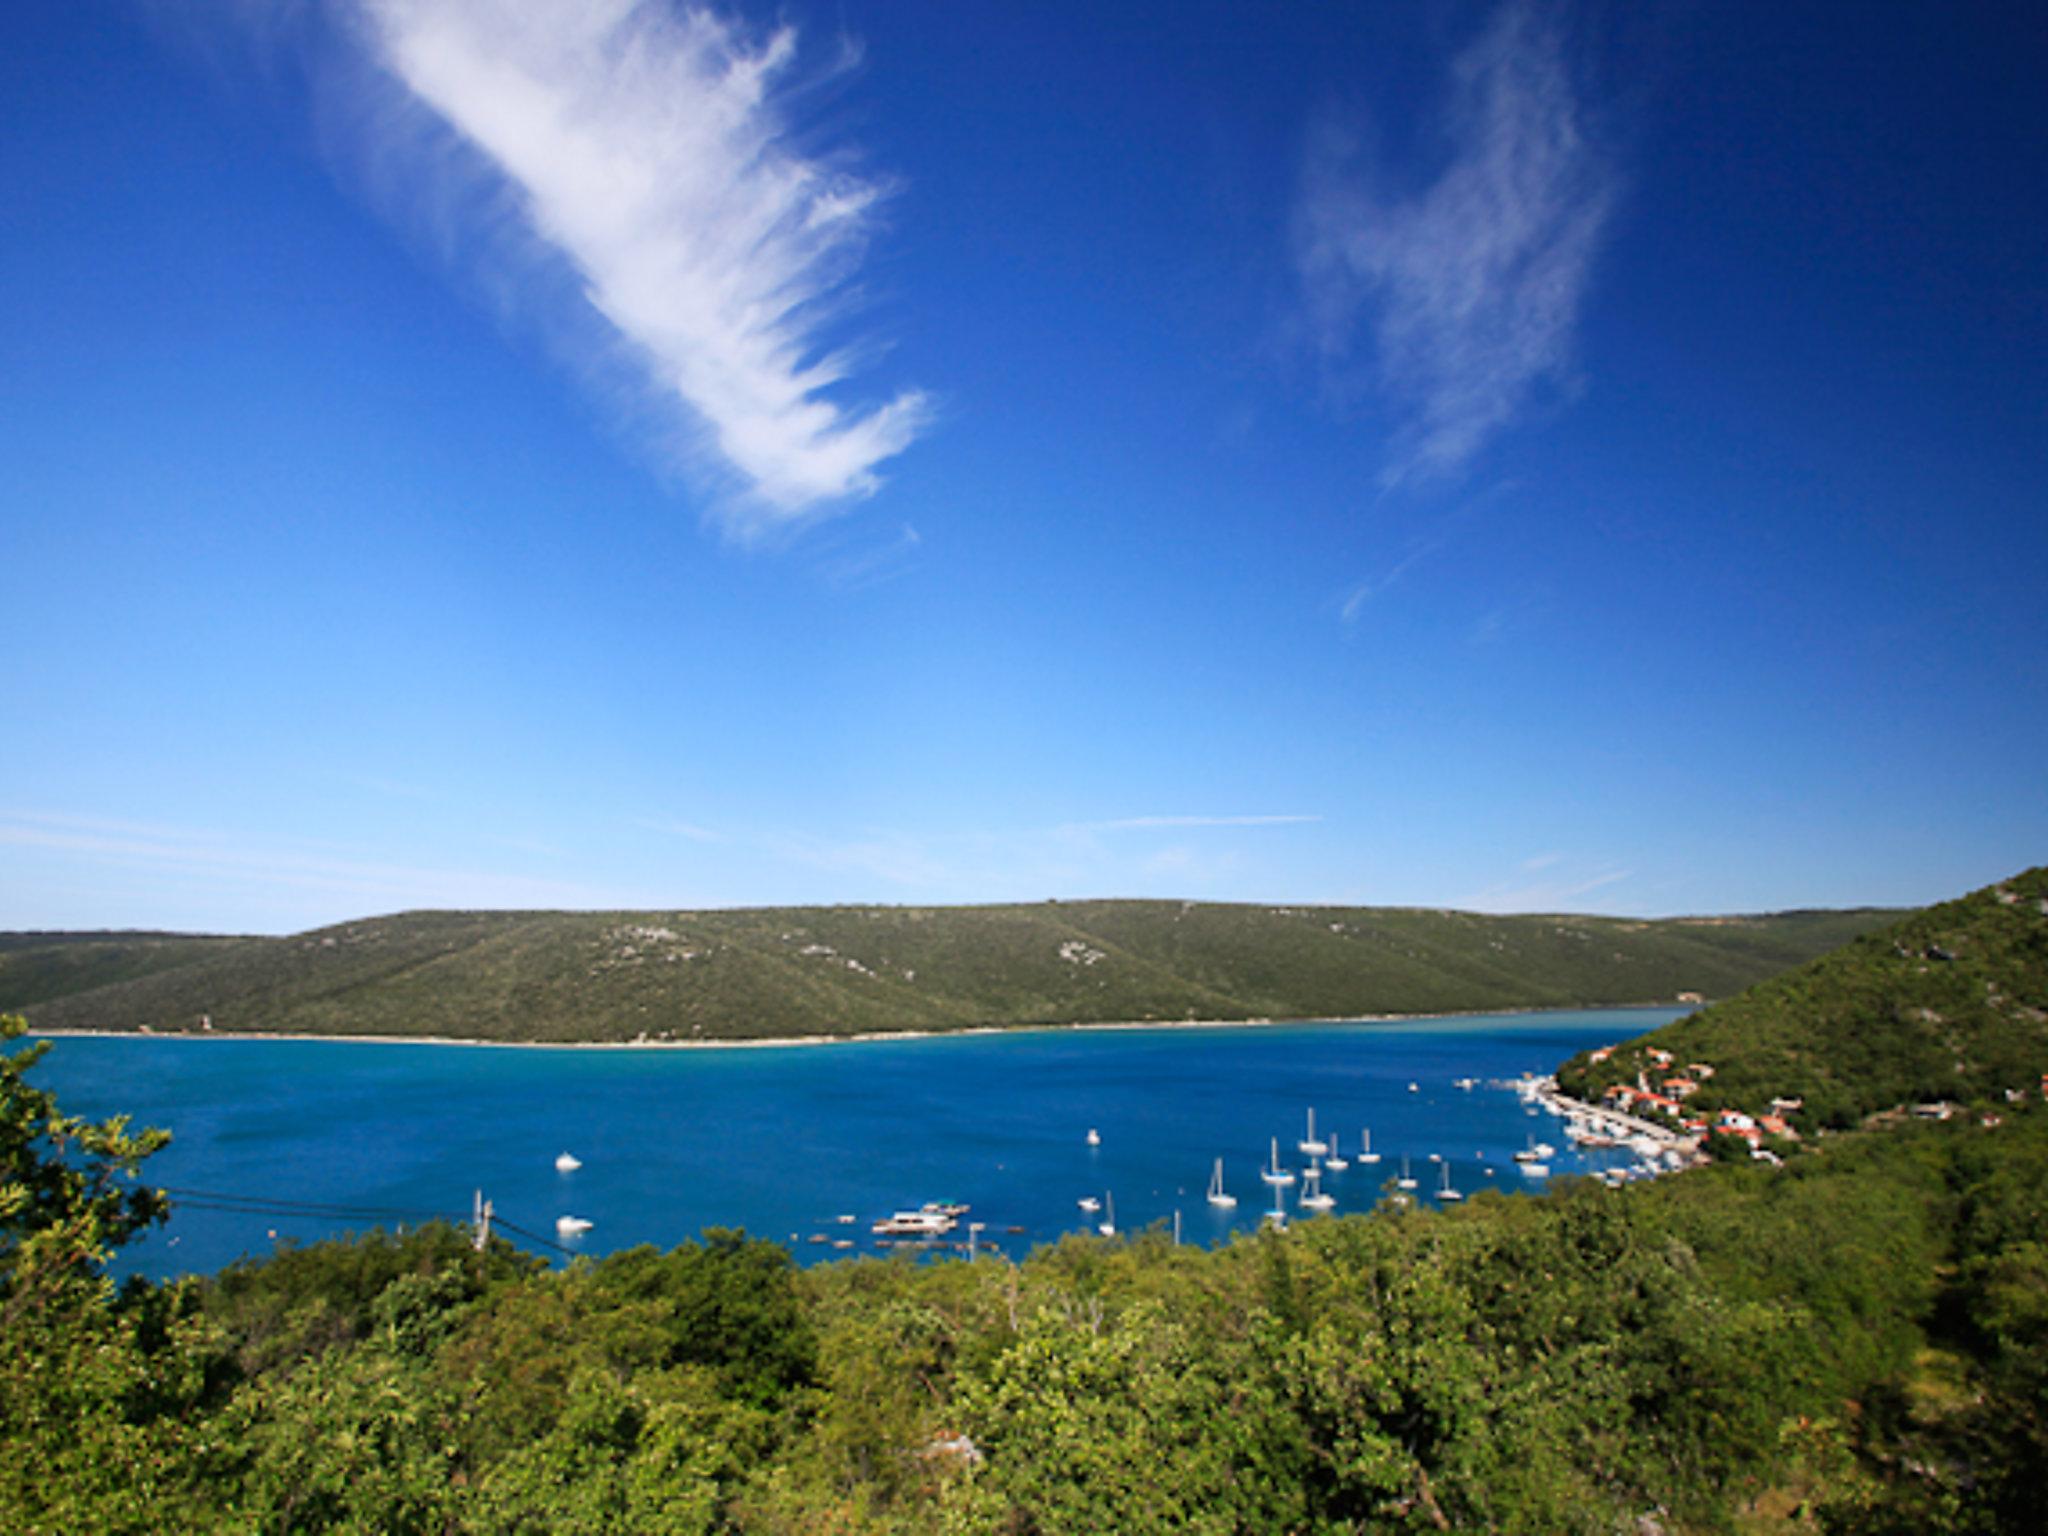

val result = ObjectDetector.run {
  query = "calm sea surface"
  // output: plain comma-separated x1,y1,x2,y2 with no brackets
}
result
27,1007,1681,1279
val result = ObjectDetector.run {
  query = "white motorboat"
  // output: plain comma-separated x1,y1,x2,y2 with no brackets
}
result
1077,1195,1101,1214
1086,1127,1101,1146
554,1151,582,1173
874,1209,955,1237
1206,1157,1237,1209
555,1215,594,1235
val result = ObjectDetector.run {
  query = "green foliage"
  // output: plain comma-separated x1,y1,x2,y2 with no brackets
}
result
0,930,250,1012
1,1013,170,1308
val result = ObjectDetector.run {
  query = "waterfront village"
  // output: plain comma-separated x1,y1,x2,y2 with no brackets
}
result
1584,1044,1799,1165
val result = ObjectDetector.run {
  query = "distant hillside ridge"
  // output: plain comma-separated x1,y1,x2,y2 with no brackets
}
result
8,898,1892,1045
1558,866,2048,1127
0,930,256,1013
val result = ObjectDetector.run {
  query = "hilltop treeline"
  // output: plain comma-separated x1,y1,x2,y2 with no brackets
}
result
7,899,1889,1043
1559,867,2048,1128
4,1006,2043,1532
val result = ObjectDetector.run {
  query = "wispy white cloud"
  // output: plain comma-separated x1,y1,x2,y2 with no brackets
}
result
1462,862,1633,914
1066,814,1323,834
345,0,928,532
1340,538,1440,622
810,520,924,592
631,814,1323,902
0,810,621,919
1295,4,1616,485
638,817,728,845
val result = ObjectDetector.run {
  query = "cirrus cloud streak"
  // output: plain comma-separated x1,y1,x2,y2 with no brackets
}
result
356,0,928,531
1295,4,1617,486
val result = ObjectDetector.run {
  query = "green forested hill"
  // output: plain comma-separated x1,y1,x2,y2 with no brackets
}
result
0,931,254,1011
7,898,1892,1042
1558,867,2048,1126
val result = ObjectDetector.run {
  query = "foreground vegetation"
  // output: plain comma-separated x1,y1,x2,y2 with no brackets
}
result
7,898,1889,1044
3,871,2041,1531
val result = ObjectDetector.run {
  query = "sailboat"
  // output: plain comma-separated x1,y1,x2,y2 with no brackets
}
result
1263,1177,1289,1229
1323,1131,1349,1172
1298,1107,1328,1158
1438,1161,1462,1202
1357,1127,1382,1165
1299,1161,1335,1212
1260,1137,1296,1186
1397,1155,1417,1191
1097,1191,1116,1238
1206,1158,1237,1209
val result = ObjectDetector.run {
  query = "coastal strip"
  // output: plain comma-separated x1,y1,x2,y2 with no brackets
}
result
26,1001,1685,1053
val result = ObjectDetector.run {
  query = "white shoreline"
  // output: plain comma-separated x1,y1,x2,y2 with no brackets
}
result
28,1001,1682,1053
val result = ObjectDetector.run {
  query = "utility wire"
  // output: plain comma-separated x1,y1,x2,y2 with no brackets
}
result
156,1185,453,1222
157,1182,581,1261
490,1214,581,1258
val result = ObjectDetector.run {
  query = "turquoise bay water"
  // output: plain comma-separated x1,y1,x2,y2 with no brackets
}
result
28,1008,1680,1278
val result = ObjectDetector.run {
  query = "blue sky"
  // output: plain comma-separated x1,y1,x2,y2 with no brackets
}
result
3,0,2043,934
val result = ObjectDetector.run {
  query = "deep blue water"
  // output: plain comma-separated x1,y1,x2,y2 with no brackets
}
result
24,1007,1680,1278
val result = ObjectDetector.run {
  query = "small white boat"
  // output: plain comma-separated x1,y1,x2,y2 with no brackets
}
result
555,1215,594,1235
1263,1180,1289,1229
1438,1163,1462,1202
1298,1108,1328,1158
1206,1158,1237,1209
1086,1128,1101,1146
1357,1128,1382,1165
1260,1137,1296,1186
1323,1131,1349,1172
1427,1151,1442,1163
1077,1195,1102,1214
1455,1077,1478,1090
554,1151,582,1173
1518,1160,1551,1178
1407,1082,1419,1093
874,1210,953,1237
1299,1165,1335,1212
1097,1192,1116,1238
1397,1156,1418,1191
